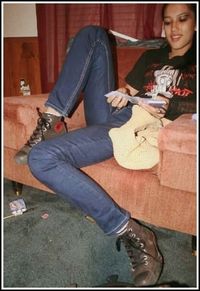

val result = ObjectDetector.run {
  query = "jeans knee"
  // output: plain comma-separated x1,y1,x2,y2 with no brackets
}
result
78,25,107,40
28,143,48,176
81,24,105,33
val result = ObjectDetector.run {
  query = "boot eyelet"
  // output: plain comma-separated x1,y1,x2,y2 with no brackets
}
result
143,255,148,260
45,123,51,129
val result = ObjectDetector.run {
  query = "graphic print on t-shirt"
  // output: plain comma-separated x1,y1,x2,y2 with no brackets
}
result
145,65,181,99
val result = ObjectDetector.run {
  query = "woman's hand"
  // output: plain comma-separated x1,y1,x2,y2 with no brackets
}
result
106,87,128,109
138,95,170,119
106,85,139,109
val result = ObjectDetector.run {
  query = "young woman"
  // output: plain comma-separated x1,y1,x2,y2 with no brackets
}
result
15,4,196,287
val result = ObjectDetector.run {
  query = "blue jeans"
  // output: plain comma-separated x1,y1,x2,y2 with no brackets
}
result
28,26,133,235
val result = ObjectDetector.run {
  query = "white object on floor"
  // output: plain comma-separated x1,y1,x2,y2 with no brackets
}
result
192,113,197,121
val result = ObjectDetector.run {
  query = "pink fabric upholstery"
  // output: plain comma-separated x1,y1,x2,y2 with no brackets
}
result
4,47,196,235
158,114,196,192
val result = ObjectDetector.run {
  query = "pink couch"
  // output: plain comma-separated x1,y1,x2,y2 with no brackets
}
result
4,47,197,235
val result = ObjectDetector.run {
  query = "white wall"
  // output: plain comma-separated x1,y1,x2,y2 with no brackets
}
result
3,3,38,37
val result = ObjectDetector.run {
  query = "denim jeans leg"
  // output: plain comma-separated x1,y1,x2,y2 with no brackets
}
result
45,25,115,125
28,123,131,235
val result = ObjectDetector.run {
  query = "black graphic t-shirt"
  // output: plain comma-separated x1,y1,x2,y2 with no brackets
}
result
125,46,196,120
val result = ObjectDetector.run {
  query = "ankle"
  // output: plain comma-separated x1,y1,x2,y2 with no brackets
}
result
118,218,145,237
45,107,62,117
116,221,129,236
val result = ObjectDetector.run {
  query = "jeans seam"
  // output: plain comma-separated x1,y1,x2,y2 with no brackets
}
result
60,38,111,117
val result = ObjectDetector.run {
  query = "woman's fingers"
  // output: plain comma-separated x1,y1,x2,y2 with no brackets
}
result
107,95,128,108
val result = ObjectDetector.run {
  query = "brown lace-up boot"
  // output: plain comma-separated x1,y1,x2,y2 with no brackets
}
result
116,219,163,287
15,107,67,165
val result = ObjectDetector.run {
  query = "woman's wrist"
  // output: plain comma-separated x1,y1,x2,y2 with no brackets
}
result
118,87,129,94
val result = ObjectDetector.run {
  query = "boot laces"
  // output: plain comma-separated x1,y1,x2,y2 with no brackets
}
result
116,228,150,271
26,107,52,147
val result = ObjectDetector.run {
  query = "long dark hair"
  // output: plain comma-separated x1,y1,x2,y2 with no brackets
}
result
162,3,196,20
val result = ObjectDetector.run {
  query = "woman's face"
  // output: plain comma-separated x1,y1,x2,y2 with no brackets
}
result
163,4,196,57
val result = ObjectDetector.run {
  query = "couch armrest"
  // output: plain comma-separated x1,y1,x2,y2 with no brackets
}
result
4,94,48,149
4,94,49,122
4,93,86,150
158,114,196,193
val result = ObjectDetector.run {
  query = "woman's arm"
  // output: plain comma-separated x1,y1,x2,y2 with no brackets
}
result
106,84,169,119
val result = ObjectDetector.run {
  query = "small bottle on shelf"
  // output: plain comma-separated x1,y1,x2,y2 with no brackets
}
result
19,79,31,96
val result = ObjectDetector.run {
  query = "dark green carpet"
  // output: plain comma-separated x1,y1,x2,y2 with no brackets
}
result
3,179,197,288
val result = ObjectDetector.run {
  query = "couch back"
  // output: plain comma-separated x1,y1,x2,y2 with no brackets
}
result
115,47,147,87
